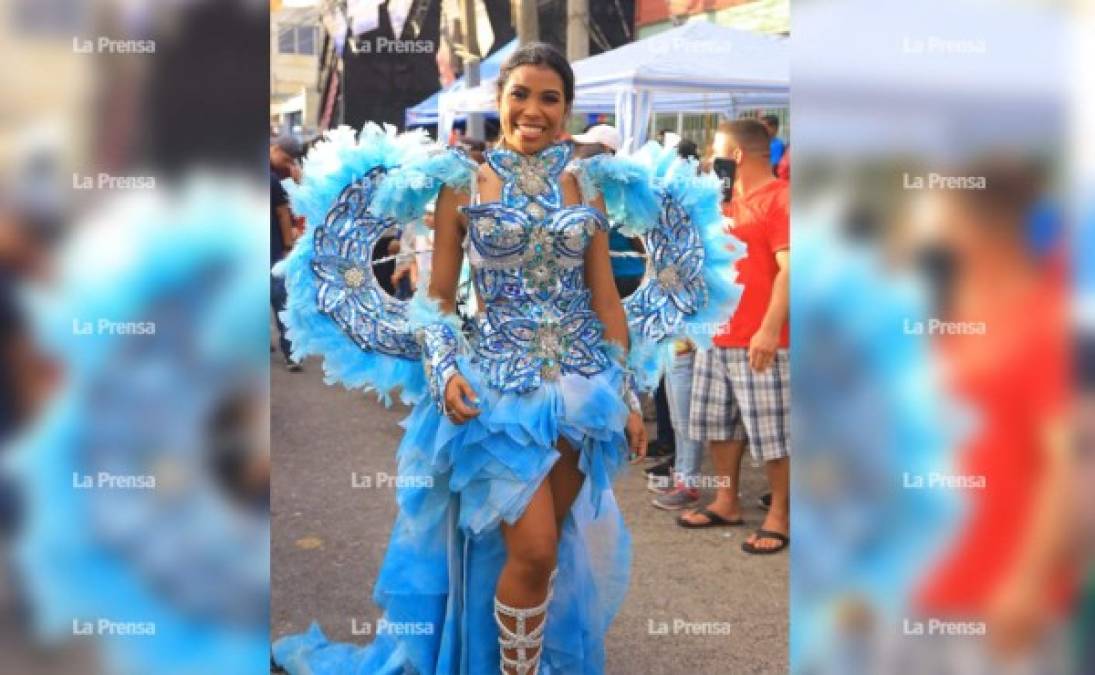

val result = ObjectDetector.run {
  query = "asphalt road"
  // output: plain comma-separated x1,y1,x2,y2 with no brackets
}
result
271,355,788,674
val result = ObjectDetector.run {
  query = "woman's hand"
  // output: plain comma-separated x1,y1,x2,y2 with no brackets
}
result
626,411,648,463
443,374,480,424
674,338,695,355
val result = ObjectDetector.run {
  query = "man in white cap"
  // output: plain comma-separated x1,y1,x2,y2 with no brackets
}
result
572,124,621,158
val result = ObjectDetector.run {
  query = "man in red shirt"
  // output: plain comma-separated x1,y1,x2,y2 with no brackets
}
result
677,119,790,555
911,164,1075,668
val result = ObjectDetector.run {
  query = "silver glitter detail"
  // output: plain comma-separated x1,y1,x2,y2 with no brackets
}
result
530,228,552,249
535,322,562,356
657,265,682,290
528,263,553,284
515,161,548,196
343,266,366,288
476,216,497,236
540,361,560,380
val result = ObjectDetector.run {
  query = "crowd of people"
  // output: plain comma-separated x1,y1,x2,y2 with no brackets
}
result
269,112,792,554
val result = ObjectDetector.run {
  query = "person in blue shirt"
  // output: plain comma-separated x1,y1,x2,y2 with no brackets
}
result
608,229,645,296
762,114,785,172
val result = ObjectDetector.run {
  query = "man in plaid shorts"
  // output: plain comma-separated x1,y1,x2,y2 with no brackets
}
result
677,119,790,555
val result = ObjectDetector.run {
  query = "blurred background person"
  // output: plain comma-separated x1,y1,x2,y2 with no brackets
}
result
676,138,701,166
572,123,619,161
712,122,738,209
651,335,705,511
460,137,487,165
391,202,436,298
270,136,303,372
909,160,1076,672
776,145,790,182
761,114,785,174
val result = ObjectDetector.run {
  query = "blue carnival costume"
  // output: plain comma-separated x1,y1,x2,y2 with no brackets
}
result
272,124,741,674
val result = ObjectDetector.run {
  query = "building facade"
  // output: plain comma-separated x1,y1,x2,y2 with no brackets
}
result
271,2,323,137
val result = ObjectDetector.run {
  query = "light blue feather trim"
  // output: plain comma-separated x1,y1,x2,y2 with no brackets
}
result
632,141,682,180
370,147,478,224
572,154,660,236
276,123,430,406
568,161,599,206
404,291,465,338
278,231,426,406
600,338,664,394
281,123,422,228
627,335,669,393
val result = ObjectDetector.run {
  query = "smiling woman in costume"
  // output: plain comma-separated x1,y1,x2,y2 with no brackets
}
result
272,41,740,675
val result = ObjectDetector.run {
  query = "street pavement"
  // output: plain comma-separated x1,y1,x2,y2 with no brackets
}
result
271,355,788,674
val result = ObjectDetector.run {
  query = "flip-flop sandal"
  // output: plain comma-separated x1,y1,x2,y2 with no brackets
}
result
675,506,745,529
741,528,789,554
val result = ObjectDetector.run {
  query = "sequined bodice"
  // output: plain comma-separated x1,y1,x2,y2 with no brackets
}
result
462,142,611,393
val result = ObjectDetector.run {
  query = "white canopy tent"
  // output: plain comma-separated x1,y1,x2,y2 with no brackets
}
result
790,0,1064,158
439,21,789,151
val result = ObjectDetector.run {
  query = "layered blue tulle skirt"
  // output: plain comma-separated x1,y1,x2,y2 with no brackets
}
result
272,356,633,674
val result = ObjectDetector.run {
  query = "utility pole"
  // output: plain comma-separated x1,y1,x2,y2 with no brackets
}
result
566,0,588,61
460,0,484,140
515,0,539,46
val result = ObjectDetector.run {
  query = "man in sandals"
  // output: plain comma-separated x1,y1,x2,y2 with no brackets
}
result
676,119,790,555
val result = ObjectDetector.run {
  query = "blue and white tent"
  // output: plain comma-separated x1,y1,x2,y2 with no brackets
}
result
440,22,789,151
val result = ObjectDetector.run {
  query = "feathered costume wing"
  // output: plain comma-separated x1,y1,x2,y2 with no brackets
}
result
569,144,744,390
275,124,477,405
275,127,742,400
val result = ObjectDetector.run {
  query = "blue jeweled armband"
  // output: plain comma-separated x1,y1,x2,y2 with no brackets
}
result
602,340,643,414
419,323,462,413
407,292,466,414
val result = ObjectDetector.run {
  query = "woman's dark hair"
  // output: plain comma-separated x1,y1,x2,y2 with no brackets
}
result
495,42,575,106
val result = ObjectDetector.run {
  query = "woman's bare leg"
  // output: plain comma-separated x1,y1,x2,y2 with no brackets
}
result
496,480,558,673
548,438,585,530
494,440,586,672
